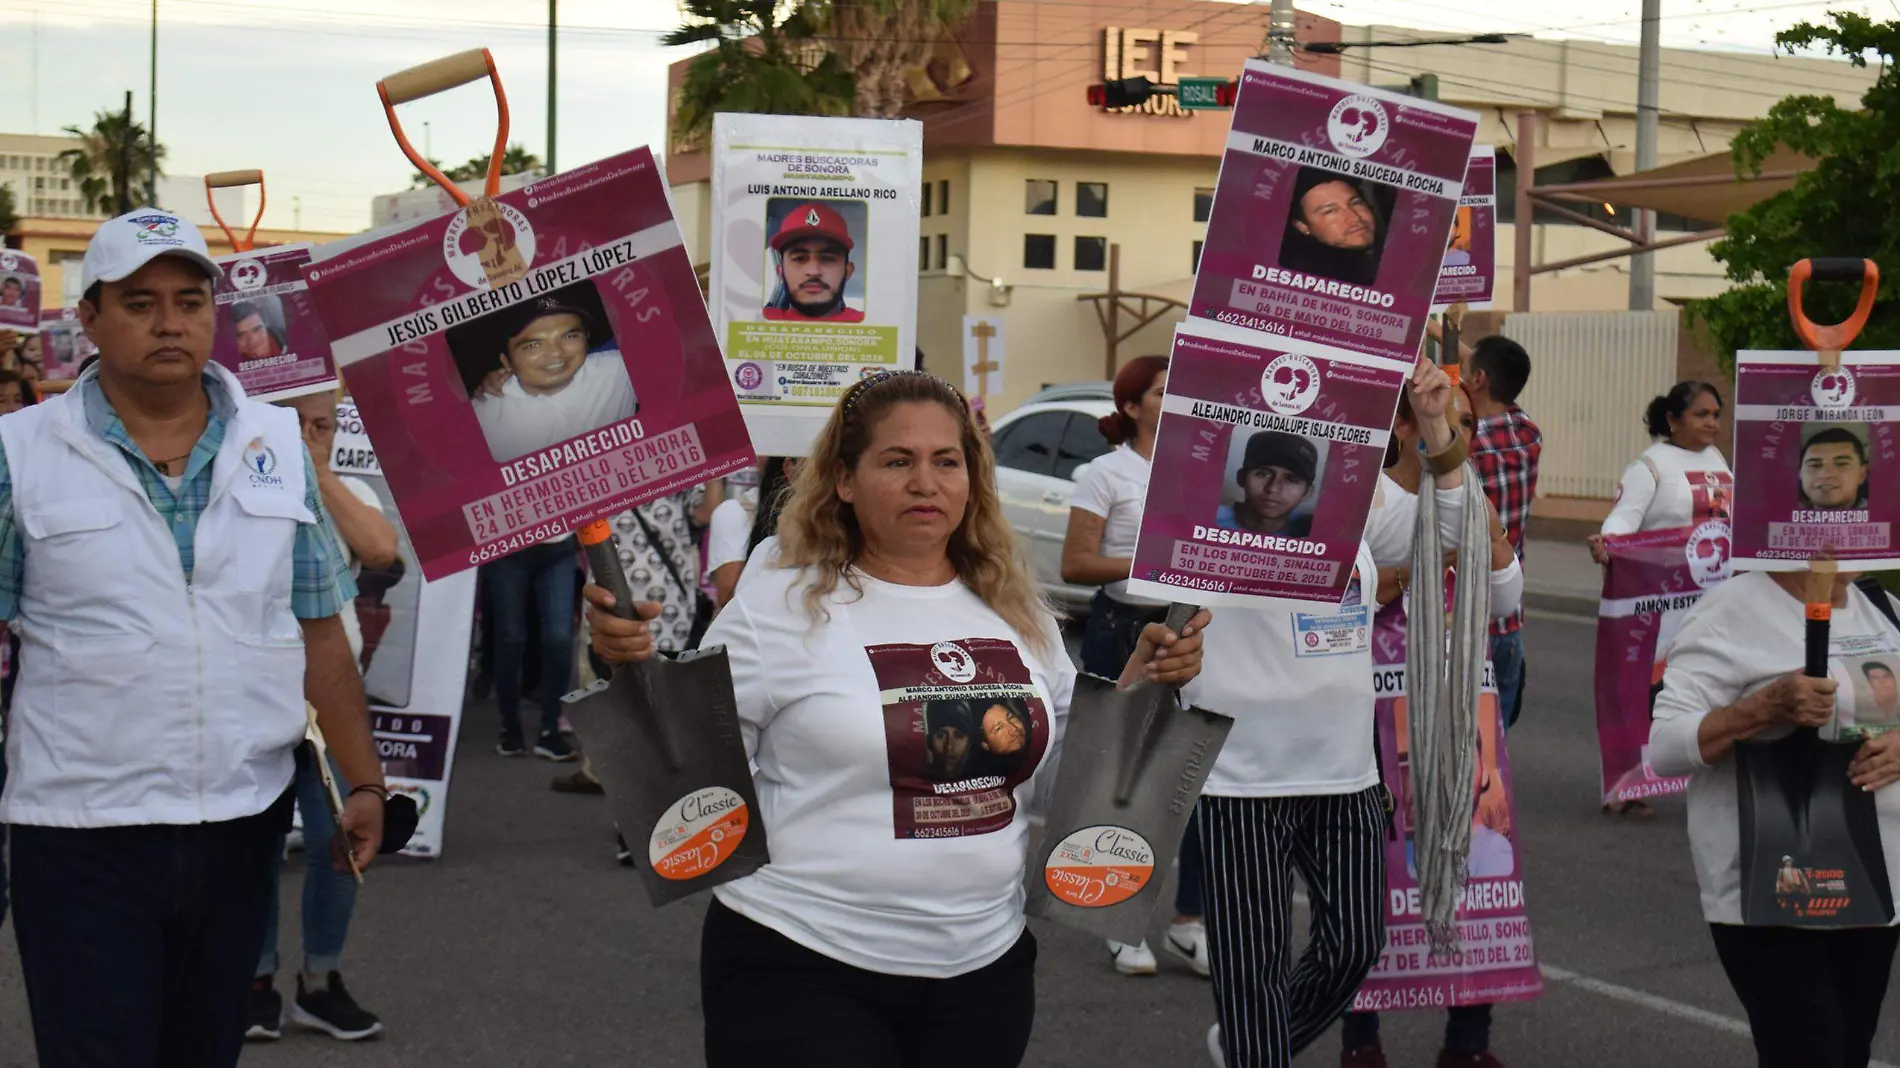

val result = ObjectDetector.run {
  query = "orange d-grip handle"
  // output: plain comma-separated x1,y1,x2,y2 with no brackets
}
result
376,48,511,207
1788,258,1878,354
204,170,266,252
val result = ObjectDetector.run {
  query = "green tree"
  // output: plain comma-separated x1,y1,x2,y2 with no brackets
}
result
410,142,544,188
664,0,855,150
0,185,18,236
1691,13,1900,367
812,0,976,117
56,108,164,216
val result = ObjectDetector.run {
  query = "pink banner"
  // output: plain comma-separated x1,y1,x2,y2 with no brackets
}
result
35,307,96,381
1352,598,1542,1011
300,147,754,580
1594,524,1732,803
211,244,338,402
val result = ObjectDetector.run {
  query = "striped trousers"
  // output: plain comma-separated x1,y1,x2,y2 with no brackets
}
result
1199,788,1389,1068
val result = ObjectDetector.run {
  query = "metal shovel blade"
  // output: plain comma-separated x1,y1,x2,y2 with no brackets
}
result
1025,674,1233,944
562,646,770,907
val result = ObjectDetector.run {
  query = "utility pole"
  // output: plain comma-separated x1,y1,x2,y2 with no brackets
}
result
293,195,302,230
148,0,158,207
1264,0,1296,63
1629,0,1660,310
547,0,559,173
118,90,134,216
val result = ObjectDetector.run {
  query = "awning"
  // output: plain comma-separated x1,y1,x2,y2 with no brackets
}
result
1538,145,1815,220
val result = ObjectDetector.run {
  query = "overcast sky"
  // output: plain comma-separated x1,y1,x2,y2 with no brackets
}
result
0,0,1876,233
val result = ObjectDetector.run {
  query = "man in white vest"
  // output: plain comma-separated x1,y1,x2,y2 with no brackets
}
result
0,208,385,1068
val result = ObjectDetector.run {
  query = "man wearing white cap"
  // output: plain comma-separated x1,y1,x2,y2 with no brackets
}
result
0,208,385,1068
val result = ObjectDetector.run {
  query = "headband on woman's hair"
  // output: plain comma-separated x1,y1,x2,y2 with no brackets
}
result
840,369,966,417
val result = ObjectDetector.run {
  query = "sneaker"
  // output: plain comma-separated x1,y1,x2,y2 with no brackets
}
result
1206,1024,1225,1068
496,731,526,757
616,831,636,867
1107,938,1158,976
244,977,282,1042
552,768,605,795
534,731,577,762
1435,1054,1503,1068
291,972,384,1041
1343,1046,1389,1068
1165,920,1212,977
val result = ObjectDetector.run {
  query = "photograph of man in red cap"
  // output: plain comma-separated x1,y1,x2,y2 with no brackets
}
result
763,200,866,323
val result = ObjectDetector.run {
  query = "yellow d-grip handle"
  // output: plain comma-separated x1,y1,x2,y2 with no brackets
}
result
378,49,493,106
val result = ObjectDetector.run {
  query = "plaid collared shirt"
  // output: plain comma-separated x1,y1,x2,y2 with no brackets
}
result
1470,404,1542,636
0,374,355,623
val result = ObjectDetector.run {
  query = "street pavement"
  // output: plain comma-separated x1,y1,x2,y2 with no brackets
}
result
3,593,1899,1066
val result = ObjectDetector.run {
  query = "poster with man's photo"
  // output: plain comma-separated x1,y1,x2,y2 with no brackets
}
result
710,114,922,456
0,250,41,333
332,397,476,857
1432,145,1495,310
1731,351,1900,571
35,306,96,381
1190,60,1478,363
301,146,755,580
211,243,339,402
1124,319,1410,607
868,638,1051,839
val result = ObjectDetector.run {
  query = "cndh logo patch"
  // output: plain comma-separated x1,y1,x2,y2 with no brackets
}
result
242,436,284,486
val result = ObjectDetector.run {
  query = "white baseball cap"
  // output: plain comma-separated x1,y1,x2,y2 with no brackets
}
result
80,207,223,296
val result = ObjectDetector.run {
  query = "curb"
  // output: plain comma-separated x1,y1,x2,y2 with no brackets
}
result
1524,588,1598,620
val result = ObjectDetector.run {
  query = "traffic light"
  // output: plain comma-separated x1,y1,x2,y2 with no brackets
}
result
1214,80,1238,107
1086,76,1155,109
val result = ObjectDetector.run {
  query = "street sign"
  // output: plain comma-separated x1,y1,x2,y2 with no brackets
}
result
1178,77,1228,110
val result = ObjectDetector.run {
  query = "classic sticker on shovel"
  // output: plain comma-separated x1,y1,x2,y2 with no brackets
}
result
1044,825,1155,908
651,786,752,882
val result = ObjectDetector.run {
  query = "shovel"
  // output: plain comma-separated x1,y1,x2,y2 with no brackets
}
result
1025,603,1233,944
204,170,267,253
560,519,769,906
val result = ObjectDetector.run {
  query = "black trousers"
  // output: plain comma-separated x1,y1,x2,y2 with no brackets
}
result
1200,789,1390,1068
701,898,1038,1068
1710,921,1900,1068
10,804,285,1068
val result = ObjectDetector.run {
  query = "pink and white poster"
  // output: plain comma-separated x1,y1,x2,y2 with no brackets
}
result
1124,320,1408,607
211,244,339,402
1731,351,1900,571
302,147,755,580
1432,146,1495,310
35,307,95,381
0,250,40,333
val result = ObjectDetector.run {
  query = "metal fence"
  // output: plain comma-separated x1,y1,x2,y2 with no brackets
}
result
1504,310,1680,500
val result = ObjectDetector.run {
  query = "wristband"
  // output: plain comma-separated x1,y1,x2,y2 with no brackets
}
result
1424,435,1468,477
350,783,390,802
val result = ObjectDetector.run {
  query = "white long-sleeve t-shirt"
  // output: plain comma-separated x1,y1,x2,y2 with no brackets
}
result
1600,442,1732,535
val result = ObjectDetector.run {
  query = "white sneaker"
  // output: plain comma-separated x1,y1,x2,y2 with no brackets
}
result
1165,920,1212,977
1206,1023,1225,1067
1106,938,1158,976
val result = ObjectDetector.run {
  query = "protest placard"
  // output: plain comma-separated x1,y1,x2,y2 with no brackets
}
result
1190,60,1478,362
1731,351,1900,571
1594,524,1733,804
330,397,476,857
1433,146,1495,310
302,146,755,580
0,250,40,334
710,114,922,456
211,244,338,402
1353,599,1542,1012
35,307,95,381
1123,319,1409,607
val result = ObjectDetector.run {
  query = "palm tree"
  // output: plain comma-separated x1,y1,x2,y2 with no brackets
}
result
812,0,977,117
411,142,545,187
665,0,855,150
57,109,164,216
0,185,18,236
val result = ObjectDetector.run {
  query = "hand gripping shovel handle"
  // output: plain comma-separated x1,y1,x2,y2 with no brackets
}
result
204,170,266,253
576,518,686,772
1110,602,1200,805
1806,560,1837,681
376,48,511,205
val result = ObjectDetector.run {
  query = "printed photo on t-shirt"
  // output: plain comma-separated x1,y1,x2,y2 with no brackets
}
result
1688,469,1734,522
1833,653,1900,740
868,638,1050,840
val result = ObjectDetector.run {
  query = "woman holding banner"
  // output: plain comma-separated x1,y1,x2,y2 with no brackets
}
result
1590,380,1731,818
1061,355,1213,978
586,369,1209,1068
1648,567,1900,1068
1192,357,1473,1068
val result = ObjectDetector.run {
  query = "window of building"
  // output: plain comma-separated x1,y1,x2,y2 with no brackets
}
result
919,236,930,272
1193,240,1204,272
922,182,933,217
1074,236,1107,272
1023,233,1056,269
1076,182,1108,218
938,179,950,215
58,178,68,191
1194,187,1214,223
934,234,948,271
1025,179,1057,215
32,176,43,191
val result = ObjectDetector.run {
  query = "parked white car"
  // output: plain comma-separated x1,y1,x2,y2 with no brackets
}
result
988,384,1115,616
